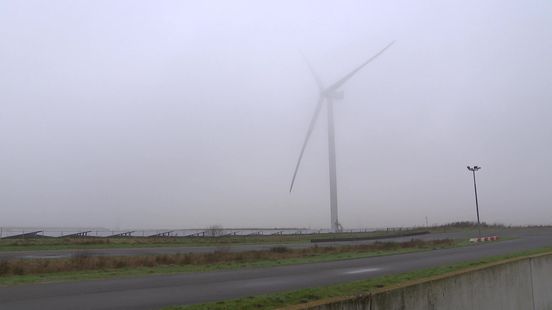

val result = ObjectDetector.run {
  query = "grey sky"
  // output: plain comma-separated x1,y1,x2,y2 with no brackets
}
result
1,1,551,229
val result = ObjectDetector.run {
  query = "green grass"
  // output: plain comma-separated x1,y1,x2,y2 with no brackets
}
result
165,247,552,310
0,237,304,251
0,239,466,286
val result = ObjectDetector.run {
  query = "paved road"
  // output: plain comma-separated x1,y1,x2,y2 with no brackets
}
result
1,228,547,260
1,229,551,310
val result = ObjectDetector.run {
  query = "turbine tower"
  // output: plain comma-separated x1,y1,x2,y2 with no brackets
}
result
290,41,395,233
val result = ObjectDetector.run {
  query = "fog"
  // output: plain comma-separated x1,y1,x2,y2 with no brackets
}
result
1,1,551,229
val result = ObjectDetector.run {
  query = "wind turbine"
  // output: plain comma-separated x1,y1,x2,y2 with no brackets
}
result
290,41,395,233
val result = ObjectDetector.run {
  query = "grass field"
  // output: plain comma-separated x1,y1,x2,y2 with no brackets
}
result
0,222,520,252
0,229,430,251
164,247,552,310
0,239,465,286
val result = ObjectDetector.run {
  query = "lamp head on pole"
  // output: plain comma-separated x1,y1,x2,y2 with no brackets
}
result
467,165,481,172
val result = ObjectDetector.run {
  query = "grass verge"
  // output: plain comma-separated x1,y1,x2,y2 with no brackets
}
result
0,239,464,286
164,247,552,310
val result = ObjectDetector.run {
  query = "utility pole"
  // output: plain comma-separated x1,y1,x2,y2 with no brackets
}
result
467,166,482,237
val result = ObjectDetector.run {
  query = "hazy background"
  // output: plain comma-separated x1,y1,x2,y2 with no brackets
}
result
1,0,551,229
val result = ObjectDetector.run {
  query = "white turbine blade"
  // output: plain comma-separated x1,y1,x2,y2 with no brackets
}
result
300,51,325,92
325,41,395,93
290,97,324,192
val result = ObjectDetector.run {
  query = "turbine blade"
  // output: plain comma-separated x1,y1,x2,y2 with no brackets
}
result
300,51,325,91
326,41,395,93
290,97,324,192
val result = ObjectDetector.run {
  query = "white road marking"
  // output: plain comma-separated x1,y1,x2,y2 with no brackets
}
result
344,267,381,274
23,255,70,259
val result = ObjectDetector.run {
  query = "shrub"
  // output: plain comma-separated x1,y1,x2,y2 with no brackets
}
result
0,260,9,275
270,246,289,253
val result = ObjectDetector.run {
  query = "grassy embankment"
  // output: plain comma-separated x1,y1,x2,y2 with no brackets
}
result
0,239,463,285
165,247,552,310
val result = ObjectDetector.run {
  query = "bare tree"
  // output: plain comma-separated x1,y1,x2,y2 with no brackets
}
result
205,225,224,237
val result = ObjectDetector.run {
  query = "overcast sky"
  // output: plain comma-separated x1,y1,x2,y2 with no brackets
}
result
1,0,551,229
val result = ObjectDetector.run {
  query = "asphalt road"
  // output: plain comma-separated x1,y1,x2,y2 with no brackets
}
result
1,229,551,310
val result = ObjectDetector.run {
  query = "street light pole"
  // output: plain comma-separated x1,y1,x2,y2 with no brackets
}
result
467,165,481,237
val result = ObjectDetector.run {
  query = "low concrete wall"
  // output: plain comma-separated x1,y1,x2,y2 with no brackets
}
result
531,254,552,310
294,252,552,310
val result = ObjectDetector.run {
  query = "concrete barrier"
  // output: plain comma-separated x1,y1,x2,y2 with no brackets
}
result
531,254,552,310
469,236,499,243
291,252,552,310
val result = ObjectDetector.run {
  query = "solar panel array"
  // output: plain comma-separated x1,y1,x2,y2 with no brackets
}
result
0,227,378,239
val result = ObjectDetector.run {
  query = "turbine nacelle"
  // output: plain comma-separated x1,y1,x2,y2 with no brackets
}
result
323,90,344,100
